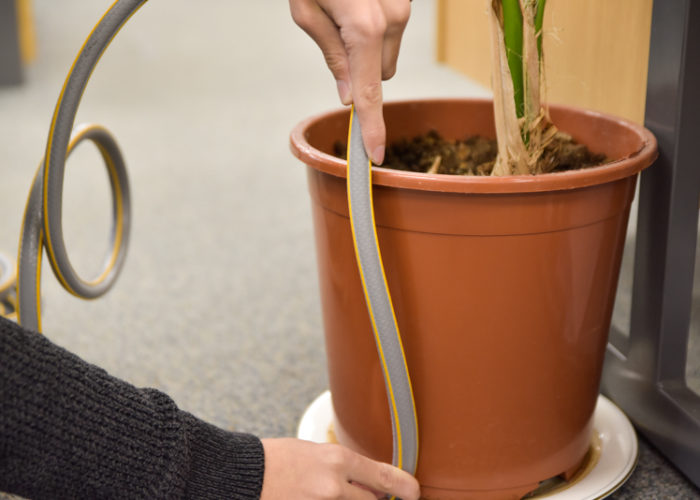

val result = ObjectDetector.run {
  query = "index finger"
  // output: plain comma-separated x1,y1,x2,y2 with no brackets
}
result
341,7,388,164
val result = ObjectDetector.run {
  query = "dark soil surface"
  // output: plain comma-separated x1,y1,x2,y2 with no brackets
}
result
334,130,607,175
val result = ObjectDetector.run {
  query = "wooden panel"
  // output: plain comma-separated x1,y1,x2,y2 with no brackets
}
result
435,0,653,124
436,0,491,81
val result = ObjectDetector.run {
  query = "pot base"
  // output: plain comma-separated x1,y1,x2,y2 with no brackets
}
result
298,391,638,500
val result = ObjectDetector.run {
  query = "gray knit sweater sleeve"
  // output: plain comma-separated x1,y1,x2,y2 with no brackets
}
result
0,316,265,499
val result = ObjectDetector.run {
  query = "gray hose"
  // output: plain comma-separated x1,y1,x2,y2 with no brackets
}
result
18,124,130,331
346,107,419,477
17,0,145,330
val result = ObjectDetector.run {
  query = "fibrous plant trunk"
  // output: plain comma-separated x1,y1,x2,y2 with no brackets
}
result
490,0,556,176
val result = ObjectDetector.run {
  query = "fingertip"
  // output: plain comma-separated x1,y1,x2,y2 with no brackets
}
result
353,99,386,165
396,468,421,500
371,145,385,165
409,477,421,500
336,80,352,106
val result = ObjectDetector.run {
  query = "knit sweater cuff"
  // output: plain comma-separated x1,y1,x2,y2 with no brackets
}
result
183,413,265,499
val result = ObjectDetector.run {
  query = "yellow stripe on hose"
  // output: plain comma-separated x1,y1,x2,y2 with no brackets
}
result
42,0,146,295
85,142,124,287
346,106,419,473
42,2,117,294
16,1,135,332
45,124,126,292
18,123,130,331
346,109,401,465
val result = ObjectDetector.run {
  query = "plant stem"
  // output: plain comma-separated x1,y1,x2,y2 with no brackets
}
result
502,0,524,119
490,0,552,176
535,0,546,60
489,0,529,176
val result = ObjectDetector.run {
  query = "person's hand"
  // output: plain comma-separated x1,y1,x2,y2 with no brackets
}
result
290,0,411,165
260,438,421,499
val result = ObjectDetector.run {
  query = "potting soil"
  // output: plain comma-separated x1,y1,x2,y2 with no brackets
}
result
334,130,607,175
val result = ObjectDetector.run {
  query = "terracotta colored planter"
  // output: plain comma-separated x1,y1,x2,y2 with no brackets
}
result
290,99,657,499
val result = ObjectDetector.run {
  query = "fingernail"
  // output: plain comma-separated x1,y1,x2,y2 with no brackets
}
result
336,80,352,105
371,145,385,165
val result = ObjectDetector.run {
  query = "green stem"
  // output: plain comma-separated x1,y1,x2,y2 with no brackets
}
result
502,0,524,119
535,0,546,61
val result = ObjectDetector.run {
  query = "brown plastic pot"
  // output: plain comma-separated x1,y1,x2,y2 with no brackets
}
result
290,98,657,499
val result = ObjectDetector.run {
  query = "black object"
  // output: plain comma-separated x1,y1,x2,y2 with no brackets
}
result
0,0,23,86
603,0,700,489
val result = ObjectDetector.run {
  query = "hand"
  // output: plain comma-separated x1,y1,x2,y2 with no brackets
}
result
290,0,411,164
260,438,420,499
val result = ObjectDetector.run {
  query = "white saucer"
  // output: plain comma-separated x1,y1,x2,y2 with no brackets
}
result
297,391,638,500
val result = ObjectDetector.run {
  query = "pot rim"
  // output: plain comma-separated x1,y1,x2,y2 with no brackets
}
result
289,97,658,194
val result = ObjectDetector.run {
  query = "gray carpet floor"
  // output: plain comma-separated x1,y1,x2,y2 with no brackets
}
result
0,1,698,498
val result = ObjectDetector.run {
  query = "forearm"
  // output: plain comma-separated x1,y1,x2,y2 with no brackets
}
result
0,316,263,499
